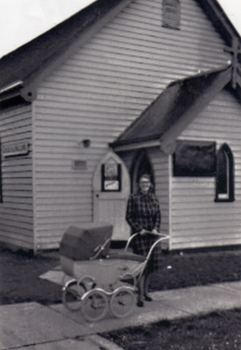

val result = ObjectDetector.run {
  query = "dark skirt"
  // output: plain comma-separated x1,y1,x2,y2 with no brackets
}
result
131,233,163,272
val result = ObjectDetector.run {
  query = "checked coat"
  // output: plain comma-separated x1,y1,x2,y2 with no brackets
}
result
126,189,162,271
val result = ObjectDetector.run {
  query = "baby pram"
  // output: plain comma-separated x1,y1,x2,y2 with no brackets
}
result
60,223,169,322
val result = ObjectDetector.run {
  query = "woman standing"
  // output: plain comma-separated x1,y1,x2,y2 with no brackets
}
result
126,173,161,307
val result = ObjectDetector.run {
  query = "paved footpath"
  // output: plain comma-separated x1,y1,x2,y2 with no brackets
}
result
0,281,241,350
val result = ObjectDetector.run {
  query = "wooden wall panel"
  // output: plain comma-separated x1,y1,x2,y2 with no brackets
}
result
171,90,241,250
0,104,33,250
34,0,231,249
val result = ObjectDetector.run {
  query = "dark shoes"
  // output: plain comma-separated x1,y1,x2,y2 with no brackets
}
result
144,295,152,302
137,295,152,307
137,300,144,307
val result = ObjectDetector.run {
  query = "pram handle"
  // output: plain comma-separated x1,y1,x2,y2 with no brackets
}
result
90,237,111,260
144,235,169,263
124,231,169,252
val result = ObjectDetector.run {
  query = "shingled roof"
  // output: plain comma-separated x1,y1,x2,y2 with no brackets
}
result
0,0,240,103
0,0,126,102
110,65,234,154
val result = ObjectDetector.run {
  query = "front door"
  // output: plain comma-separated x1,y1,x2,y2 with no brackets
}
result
93,150,130,240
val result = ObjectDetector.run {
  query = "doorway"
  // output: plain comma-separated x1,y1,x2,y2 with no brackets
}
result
93,150,130,240
130,150,155,194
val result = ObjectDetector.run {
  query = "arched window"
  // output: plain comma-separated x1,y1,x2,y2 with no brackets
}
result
215,144,234,202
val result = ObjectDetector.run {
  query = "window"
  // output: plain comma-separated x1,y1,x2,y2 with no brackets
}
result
101,157,121,192
215,144,234,202
162,0,180,30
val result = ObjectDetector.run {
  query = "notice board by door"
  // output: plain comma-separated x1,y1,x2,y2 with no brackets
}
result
93,150,130,240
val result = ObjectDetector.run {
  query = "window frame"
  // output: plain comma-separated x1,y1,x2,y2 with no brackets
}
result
215,143,234,202
101,159,122,192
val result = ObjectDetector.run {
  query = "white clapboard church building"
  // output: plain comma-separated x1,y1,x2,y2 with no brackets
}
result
0,0,241,252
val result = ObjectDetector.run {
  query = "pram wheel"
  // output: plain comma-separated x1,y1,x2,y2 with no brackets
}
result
110,287,135,318
62,279,86,311
79,276,96,291
81,289,108,322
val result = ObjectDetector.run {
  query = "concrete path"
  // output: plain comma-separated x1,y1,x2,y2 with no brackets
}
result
1,281,241,350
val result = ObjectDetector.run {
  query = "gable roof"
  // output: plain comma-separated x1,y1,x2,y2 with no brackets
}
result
0,0,240,103
110,65,233,154
198,0,240,44
0,0,129,102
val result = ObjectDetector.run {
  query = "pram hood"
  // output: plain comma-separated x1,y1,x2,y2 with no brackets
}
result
59,223,113,261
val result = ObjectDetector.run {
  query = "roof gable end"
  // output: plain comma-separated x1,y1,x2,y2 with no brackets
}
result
0,0,131,101
0,0,240,102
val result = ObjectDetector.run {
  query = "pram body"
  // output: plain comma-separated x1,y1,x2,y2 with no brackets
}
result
60,223,168,322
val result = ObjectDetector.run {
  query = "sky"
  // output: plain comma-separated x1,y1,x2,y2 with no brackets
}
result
0,0,241,58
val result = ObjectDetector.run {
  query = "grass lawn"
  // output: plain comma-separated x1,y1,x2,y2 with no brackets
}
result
0,246,240,349
103,309,241,350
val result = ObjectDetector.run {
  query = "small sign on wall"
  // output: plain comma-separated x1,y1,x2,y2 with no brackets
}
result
173,141,216,177
2,141,29,158
72,159,87,170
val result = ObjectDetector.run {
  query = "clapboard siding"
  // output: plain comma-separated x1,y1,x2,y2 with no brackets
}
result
0,104,33,250
171,89,241,249
34,0,231,249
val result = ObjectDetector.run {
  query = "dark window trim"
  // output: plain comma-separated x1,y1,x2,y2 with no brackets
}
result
215,143,234,202
101,163,121,192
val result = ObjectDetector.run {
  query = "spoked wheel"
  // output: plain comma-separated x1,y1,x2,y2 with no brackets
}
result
62,279,86,311
81,289,108,322
110,287,135,318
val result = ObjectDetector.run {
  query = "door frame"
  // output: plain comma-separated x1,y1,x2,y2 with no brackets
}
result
93,149,130,240
130,149,155,194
